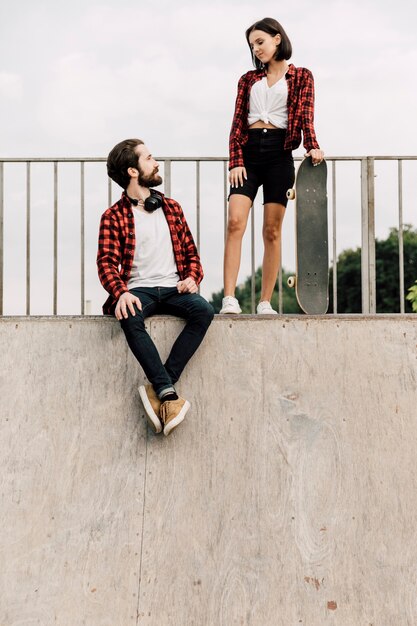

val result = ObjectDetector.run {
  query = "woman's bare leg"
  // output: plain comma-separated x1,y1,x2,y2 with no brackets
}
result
260,202,286,302
223,194,253,296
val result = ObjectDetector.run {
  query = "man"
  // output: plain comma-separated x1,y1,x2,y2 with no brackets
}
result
97,138,214,436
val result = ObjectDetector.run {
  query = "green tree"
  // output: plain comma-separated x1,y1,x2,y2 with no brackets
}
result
210,267,302,313
329,247,361,313
406,282,417,312
330,225,417,313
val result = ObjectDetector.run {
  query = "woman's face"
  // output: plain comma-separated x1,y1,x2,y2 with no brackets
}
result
248,29,281,64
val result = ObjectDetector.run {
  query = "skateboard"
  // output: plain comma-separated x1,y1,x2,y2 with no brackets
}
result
286,157,329,314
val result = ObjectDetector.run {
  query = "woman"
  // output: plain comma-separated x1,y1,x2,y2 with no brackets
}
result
220,17,324,314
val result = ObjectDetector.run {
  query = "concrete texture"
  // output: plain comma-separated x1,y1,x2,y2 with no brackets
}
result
1,315,417,626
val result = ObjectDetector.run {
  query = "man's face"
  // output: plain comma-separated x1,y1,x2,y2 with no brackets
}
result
135,144,162,187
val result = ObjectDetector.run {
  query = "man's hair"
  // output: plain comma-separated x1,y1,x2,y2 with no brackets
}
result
246,17,292,69
107,138,144,189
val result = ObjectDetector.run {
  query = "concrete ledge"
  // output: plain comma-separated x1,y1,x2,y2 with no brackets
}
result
1,316,417,625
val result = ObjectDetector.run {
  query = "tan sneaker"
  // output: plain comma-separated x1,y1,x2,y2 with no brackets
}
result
139,384,162,433
160,397,190,436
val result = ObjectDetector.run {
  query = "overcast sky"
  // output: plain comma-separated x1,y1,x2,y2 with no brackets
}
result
2,0,417,157
1,0,417,313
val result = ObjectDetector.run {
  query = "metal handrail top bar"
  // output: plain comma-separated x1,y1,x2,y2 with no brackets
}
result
1,155,417,163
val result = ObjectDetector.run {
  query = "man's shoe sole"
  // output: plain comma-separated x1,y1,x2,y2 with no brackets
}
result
163,401,190,436
139,385,162,434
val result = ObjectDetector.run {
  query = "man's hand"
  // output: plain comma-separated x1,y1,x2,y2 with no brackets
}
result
177,278,198,294
229,166,247,188
115,292,142,320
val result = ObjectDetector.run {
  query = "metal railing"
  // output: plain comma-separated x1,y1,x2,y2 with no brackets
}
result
0,155,416,316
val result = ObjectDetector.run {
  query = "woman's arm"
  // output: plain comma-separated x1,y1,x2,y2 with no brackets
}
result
300,69,320,153
229,75,248,170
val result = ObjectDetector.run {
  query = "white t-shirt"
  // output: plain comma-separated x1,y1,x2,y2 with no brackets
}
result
128,207,179,288
248,76,288,129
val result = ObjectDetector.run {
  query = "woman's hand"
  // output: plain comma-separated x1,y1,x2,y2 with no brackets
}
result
229,167,247,188
305,149,324,166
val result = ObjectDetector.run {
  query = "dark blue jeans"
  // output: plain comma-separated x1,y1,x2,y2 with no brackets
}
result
120,287,214,396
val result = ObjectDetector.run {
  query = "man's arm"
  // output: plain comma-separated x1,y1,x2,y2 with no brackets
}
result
96,210,129,301
179,212,204,286
164,197,204,286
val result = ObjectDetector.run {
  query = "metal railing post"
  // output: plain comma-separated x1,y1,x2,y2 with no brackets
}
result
81,162,85,315
107,176,112,208
26,162,31,315
0,162,3,316
398,160,405,313
332,160,338,313
164,160,171,198
278,263,283,315
196,161,200,251
250,205,255,313
223,161,228,247
361,157,376,314
196,161,201,294
53,162,58,315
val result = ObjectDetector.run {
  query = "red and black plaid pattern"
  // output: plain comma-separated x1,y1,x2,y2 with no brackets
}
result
229,64,320,170
97,192,203,315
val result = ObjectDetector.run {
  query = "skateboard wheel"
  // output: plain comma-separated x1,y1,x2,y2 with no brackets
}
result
286,188,295,200
287,276,296,288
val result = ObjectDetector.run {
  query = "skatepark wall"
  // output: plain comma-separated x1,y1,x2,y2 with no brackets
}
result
1,315,417,626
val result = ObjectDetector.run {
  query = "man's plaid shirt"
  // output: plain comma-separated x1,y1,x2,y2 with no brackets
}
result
97,192,203,315
229,64,320,170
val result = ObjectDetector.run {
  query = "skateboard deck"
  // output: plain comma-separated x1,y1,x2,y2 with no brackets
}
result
287,157,329,314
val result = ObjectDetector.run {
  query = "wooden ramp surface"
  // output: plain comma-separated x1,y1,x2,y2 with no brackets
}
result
1,316,417,626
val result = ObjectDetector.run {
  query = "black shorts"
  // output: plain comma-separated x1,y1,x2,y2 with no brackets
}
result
229,128,295,206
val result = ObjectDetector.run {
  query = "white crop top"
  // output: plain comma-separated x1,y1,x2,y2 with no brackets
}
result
248,76,288,129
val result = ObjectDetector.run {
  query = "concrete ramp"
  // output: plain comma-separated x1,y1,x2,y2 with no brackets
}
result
1,315,417,625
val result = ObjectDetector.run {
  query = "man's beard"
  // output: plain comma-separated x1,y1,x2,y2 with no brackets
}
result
138,165,163,188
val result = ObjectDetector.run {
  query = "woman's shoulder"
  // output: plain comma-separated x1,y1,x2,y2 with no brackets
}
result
238,69,264,84
288,64,314,79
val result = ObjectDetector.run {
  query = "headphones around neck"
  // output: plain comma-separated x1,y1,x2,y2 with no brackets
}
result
127,189,163,213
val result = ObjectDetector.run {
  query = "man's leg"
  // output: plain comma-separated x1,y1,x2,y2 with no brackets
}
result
152,288,213,436
120,291,174,395
119,288,175,433
159,288,214,384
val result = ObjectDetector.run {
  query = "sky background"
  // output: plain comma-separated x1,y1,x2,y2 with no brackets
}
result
1,0,417,314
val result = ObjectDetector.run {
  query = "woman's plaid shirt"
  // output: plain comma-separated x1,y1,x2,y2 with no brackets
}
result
97,192,203,315
229,64,320,170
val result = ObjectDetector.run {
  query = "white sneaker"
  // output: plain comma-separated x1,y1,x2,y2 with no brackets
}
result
219,296,242,314
256,301,278,315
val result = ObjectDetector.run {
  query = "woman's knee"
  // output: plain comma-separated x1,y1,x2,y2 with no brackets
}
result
227,215,247,237
263,223,282,243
